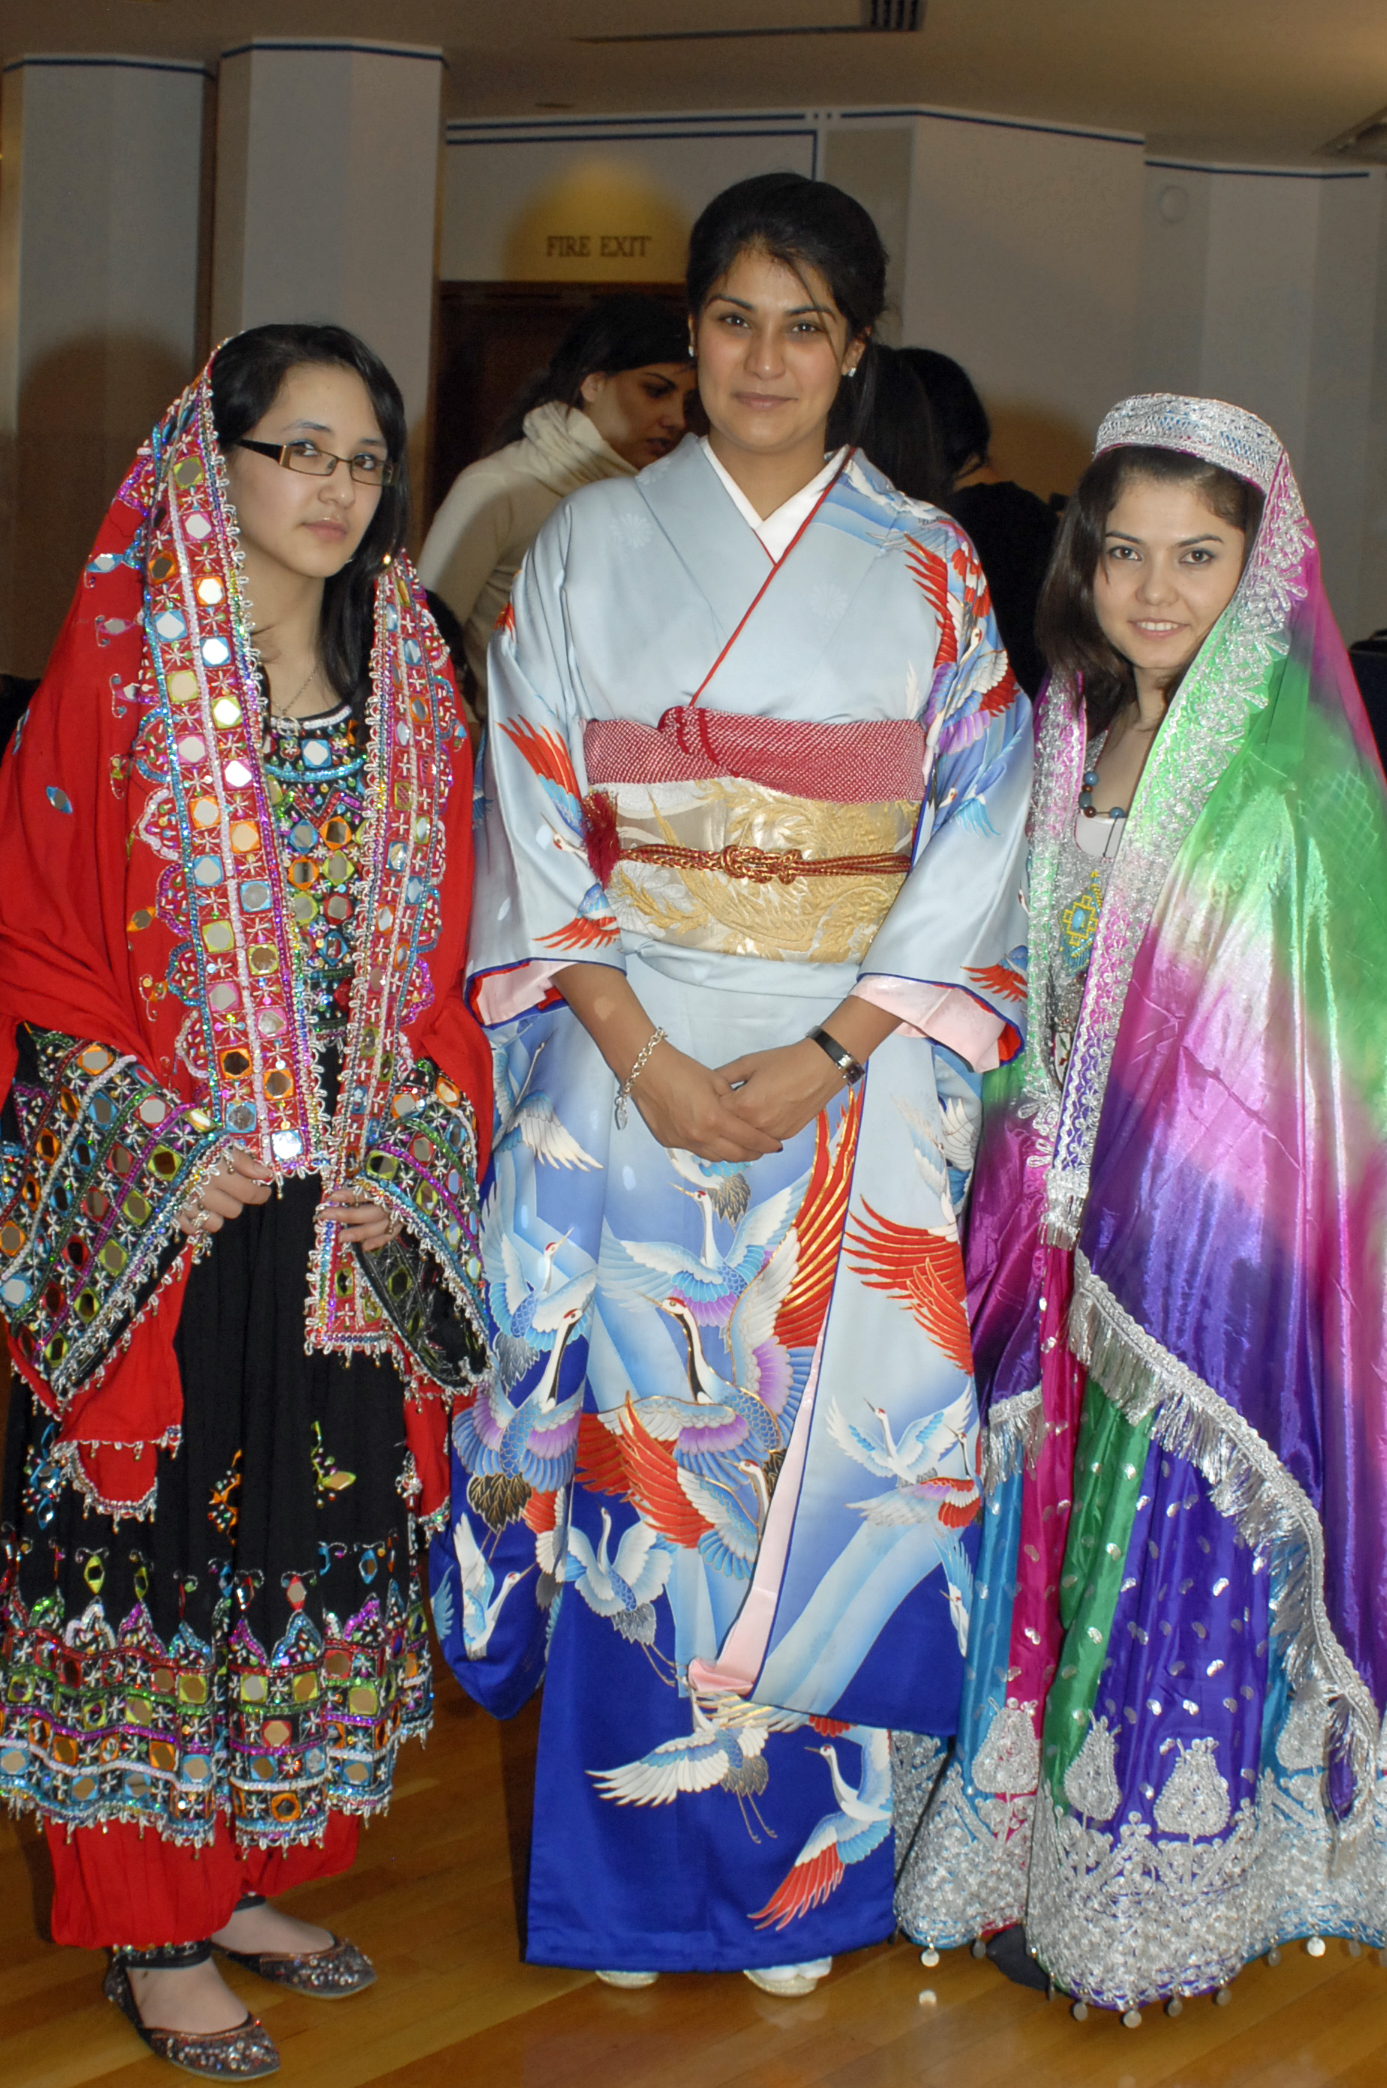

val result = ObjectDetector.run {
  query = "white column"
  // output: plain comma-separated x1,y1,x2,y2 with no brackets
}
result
900,110,1145,502
212,39,443,439
0,54,207,674
1139,161,1387,636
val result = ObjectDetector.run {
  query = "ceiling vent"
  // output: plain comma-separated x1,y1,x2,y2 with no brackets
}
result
1319,105,1387,165
577,4,925,44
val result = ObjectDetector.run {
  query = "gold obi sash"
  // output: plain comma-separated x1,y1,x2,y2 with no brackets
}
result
591,778,921,963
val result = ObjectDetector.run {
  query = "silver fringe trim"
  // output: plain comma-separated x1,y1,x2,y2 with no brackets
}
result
1070,1252,1378,1830
982,1385,1044,1491
1039,1171,1086,1252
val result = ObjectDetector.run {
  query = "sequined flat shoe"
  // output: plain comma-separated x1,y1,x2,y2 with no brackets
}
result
103,1957,280,2079
215,1934,376,1998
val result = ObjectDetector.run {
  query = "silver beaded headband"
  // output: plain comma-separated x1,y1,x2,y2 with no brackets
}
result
1093,392,1283,494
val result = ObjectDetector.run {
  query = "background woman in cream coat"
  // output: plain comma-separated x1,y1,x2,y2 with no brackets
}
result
419,296,694,719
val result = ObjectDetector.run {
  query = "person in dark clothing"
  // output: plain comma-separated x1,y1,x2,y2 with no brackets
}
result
900,347,1059,695
1350,629,1387,768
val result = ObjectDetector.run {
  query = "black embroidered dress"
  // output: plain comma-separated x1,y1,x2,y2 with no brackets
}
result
1,707,438,1852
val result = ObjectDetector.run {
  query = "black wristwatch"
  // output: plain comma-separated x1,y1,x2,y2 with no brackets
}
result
808,1026,866,1086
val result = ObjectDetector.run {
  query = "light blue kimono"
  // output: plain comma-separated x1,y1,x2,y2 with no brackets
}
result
433,438,1032,1970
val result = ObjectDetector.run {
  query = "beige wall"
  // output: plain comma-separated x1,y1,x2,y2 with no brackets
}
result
1139,160,1387,637
436,109,1387,633
440,116,817,284
822,123,913,340
4,77,1385,672
0,55,207,675
437,107,1148,507
899,111,1145,501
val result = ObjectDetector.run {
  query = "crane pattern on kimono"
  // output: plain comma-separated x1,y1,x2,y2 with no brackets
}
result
578,1391,773,1585
901,532,1018,754
590,1686,858,1848
839,1085,977,1372
497,716,620,951
575,1098,865,1584
564,1508,672,1645
843,1200,973,1375
493,1039,601,1174
432,1510,527,1661
832,1383,980,1512
479,1172,597,1388
966,945,1029,1005
452,1300,591,1532
599,1164,804,1327
751,1727,893,1929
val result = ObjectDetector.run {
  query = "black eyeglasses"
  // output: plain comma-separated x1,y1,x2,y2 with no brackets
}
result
238,437,395,487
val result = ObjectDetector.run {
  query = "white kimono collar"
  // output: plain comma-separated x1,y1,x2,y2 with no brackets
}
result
698,437,848,562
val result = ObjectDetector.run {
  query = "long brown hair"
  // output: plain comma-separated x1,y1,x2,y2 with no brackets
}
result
1036,445,1264,734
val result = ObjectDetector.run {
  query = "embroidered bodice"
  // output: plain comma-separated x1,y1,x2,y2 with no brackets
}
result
261,705,366,1045
1050,810,1124,1084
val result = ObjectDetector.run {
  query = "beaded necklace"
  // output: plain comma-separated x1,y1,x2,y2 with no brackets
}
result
1078,765,1127,824
260,706,367,1044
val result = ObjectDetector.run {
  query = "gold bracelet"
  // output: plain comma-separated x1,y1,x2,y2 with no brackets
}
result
614,1027,667,1131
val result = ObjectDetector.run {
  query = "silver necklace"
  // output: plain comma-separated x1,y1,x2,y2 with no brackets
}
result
271,659,322,720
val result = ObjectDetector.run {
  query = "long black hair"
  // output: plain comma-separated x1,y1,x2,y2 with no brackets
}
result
490,296,691,451
858,343,949,506
685,171,888,450
210,322,409,709
1036,444,1264,735
897,348,991,485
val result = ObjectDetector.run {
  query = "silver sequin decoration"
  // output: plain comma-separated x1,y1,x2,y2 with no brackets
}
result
1152,1739,1232,1838
974,1700,1042,1797
1063,1715,1122,1822
1095,392,1283,494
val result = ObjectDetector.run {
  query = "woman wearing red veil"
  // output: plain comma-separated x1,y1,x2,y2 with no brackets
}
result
0,326,490,2076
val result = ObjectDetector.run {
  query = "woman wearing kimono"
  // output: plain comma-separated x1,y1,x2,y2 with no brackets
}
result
436,173,1032,1991
0,326,489,2075
895,395,1387,2019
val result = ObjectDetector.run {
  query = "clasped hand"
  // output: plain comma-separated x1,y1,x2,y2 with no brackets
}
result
628,1038,844,1163
178,1148,398,1248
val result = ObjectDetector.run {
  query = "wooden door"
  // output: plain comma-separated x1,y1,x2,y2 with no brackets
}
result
428,280,687,523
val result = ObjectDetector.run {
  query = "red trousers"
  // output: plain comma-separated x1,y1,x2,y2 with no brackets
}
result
47,1813,360,1950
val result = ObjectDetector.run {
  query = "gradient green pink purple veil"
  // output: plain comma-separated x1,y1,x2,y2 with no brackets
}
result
965,394,1387,1818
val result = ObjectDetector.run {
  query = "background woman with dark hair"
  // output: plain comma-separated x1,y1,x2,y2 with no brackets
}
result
856,343,949,509
419,296,695,718
0,325,490,2074
437,172,1030,1992
901,346,1058,696
895,396,1387,2017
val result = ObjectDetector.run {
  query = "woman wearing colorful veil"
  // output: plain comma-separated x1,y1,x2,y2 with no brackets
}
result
894,394,1387,2018
0,325,489,2076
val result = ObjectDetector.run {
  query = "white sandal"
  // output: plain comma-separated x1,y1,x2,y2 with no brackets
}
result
743,1958,832,1997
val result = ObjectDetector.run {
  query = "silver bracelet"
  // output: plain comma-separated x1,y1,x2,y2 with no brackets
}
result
614,1027,666,1130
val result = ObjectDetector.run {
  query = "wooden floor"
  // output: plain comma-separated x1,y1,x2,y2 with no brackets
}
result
6,1660,1387,2088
